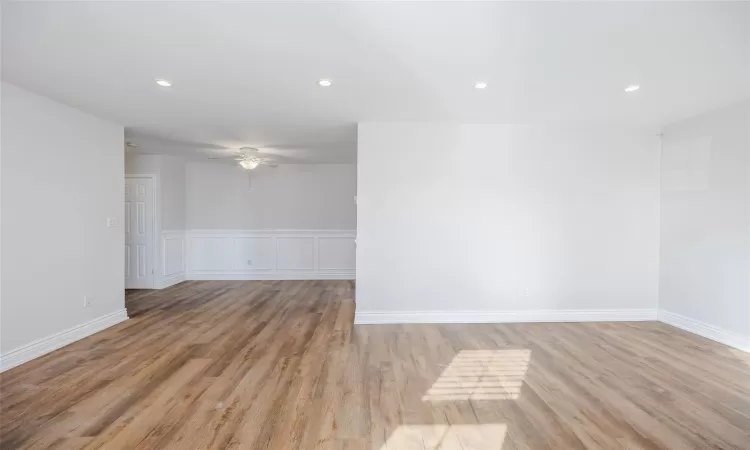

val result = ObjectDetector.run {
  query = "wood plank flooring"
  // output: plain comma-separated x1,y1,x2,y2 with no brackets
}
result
1,280,749,449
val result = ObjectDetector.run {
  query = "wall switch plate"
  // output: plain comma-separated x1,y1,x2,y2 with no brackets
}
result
83,296,92,307
247,259,253,266
106,217,116,228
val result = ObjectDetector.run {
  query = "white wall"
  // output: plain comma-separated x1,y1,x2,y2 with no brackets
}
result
356,123,661,321
186,162,356,230
125,153,186,230
159,156,186,231
125,153,160,176
184,162,357,280
659,100,750,345
1,83,126,366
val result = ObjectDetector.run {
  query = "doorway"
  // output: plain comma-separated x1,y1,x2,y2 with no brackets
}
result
124,175,155,289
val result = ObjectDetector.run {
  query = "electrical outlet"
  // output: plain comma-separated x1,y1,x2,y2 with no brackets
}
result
106,217,116,228
247,259,253,266
83,296,92,307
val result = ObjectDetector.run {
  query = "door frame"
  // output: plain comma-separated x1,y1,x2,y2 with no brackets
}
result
125,173,160,289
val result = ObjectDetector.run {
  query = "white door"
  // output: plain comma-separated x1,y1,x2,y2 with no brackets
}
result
124,177,154,289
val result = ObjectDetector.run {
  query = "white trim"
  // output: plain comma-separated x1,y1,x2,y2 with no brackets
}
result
189,272,354,281
354,309,658,325
0,309,129,372
155,274,186,289
658,310,750,352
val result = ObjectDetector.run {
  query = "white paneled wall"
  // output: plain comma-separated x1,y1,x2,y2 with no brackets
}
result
318,237,357,271
145,161,357,287
156,230,187,288
185,230,356,280
234,237,276,270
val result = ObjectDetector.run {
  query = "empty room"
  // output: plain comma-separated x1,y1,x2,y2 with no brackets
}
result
1,1,749,449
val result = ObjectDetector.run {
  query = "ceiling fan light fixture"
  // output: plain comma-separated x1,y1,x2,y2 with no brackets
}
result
239,159,259,170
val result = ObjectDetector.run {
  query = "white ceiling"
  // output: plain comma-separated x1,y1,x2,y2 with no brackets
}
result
4,2,749,163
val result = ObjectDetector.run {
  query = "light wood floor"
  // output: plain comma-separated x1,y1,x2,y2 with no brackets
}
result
1,281,749,449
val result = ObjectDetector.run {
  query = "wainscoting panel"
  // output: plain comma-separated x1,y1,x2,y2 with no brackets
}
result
186,230,356,280
318,237,356,271
232,237,275,270
164,236,185,277
276,237,315,271
156,230,186,289
189,237,233,272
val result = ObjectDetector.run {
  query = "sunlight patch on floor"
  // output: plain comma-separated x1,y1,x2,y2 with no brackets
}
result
382,424,507,450
423,349,531,401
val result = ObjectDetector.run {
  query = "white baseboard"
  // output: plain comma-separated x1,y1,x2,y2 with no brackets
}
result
0,309,129,372
354,309,658,325
155,273,186,289
188,272,355,281
658,309,750,352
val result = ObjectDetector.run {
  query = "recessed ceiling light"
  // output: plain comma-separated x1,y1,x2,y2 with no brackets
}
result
155,79,172,87
318,79,332,87
625,85,640,92
474,82,488,89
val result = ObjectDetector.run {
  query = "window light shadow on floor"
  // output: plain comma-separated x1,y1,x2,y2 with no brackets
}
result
382,424,507,450
423,349,532,402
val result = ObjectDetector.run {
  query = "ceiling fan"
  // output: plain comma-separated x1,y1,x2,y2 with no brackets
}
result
232,147,279,170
